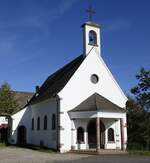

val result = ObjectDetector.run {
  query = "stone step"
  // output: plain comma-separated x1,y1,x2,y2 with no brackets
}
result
69,149,128,155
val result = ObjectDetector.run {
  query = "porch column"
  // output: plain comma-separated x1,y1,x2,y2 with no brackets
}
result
120,118,125,150
71,119,76,150
85,131,88,149
96,117,100,153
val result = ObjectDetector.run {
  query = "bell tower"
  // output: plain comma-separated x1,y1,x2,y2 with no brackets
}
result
82,6,101,57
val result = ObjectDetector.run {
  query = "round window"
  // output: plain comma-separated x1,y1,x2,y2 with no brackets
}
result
91,74,99,84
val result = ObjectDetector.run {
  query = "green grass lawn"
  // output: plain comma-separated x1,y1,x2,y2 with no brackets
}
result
0,143,56,153
128,150,150,156
13,144,57,153
0,143,7,148
23,144,56,153
36,148,56,154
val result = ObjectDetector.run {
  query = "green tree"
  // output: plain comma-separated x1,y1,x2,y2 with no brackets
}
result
131,67,150,111
0,82,18,115
127,67,150,150
126,98,148,149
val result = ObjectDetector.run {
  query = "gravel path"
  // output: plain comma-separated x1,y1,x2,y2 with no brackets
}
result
0,147,150,163
0,147,89,163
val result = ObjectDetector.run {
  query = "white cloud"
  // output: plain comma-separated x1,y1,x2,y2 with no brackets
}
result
105,19,132,32
58,0,78,15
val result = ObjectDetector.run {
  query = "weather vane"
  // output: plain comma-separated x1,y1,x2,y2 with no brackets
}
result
86,5,95,22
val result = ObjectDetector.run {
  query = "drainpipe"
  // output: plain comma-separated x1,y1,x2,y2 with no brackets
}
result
55,95,61,152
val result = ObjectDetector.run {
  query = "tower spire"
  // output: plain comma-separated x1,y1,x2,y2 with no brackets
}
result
82,4,101,57
86,5,95,22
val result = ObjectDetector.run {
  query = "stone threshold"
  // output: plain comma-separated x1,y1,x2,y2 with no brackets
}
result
69,149,128,155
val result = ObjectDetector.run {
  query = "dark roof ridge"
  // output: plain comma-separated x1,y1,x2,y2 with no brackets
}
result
39,55,84,93
28,54,85,105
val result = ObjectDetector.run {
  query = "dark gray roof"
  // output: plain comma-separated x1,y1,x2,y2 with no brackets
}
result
69,93,125,112
81,21,100,28
28,55,85,105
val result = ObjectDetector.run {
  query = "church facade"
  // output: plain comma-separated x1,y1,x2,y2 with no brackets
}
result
10,19,127,153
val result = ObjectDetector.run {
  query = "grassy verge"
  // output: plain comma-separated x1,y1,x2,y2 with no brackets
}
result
1,143,56,153
128,150,150,156
26,145,56,153
14,144,57,154
0,143,7,148
36,148,56,154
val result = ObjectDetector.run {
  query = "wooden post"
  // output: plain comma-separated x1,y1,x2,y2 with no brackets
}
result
120,118,125,150
96,117,100,153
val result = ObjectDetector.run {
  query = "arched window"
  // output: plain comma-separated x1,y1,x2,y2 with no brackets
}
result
52,114,56,130
77,127,84,143
44,115,47,130
89,30,97,46
37,117,40,130
108,128,114,142
32,118,34,130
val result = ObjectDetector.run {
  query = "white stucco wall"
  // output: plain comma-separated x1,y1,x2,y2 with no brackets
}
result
11,97,58,149
59,51,127,111
72,119,89,150
11,107,31,144
58,50,127,152
30,98,58,149
10,51,127,152
104,119,121,149
83,23,101,56
69,117,123,150
70,111,126,150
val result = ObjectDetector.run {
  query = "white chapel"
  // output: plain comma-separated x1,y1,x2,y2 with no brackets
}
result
10,10,128,153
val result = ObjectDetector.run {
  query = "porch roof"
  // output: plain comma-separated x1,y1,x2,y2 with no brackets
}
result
69,93,126,113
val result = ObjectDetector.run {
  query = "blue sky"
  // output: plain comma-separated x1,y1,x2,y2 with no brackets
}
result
0,0,149,94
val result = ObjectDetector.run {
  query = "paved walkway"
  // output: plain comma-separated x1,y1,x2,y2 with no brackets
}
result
0,147,150,163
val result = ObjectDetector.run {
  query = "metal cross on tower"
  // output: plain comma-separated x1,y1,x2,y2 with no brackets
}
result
86,5,96,22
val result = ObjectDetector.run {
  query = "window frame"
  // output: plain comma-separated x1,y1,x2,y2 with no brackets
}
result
31,118,34,130
37,117,40,130
44,115,47,130
108,128,115,142
77,127,84,144
91,74,99,84
52,114,56,130
89,30,97,46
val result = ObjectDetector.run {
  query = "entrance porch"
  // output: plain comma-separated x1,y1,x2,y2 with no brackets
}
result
68,93,127,152
71,118,125,151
